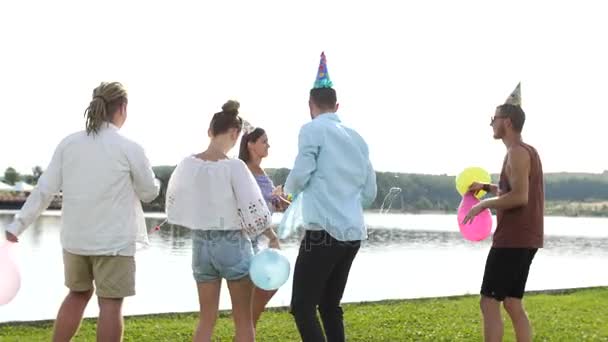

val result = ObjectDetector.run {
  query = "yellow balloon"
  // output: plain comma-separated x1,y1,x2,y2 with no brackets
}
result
455,167,492,199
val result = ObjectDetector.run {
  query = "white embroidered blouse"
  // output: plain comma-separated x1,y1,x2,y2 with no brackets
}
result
165,156,271,237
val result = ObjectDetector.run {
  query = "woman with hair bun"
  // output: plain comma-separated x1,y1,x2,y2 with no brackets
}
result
166,100,277,342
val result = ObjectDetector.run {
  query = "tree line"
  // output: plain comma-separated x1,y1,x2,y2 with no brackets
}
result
149,166,608,215
5,166,608,216
2,166,44,185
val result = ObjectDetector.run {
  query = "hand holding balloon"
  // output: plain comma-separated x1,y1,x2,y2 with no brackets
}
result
457,193,492,241
455,167,493,241
249,249,291,291
456,167,492,199
271,186,292,212
462,202,485,225
268,236,280,249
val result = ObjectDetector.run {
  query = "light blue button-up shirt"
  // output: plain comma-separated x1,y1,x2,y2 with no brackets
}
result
284,113,377,241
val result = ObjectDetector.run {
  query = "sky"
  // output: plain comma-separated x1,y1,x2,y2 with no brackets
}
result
1,0,607,177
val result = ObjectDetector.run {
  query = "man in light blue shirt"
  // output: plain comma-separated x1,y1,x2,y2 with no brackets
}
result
286,52,377,342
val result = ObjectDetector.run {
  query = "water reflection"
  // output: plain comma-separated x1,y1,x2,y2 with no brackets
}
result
7,214,608,255
146,221,608,257
1,212,607,323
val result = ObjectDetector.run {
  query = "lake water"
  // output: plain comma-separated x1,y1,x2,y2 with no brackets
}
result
1,211,607,323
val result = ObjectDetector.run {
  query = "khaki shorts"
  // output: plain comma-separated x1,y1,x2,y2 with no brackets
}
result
63,250,136,298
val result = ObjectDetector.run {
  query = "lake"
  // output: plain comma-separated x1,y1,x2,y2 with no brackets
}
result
1,211,607,323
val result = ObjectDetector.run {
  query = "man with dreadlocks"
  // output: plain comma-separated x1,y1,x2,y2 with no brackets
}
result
4,82,159,342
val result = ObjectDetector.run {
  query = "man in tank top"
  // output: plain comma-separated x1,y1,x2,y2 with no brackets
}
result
463,83,544,342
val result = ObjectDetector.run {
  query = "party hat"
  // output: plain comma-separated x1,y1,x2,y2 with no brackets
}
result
505,82,521,106
313,52,333,89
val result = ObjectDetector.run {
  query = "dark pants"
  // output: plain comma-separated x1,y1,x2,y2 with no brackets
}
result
290,230,361,342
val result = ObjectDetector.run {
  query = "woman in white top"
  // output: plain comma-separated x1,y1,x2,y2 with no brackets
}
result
166,100,278,342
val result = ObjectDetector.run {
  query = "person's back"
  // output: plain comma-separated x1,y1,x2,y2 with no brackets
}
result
60,125,158,254
167,157,262,232
493,142,544,248
294,115,373,240
286,52,377,342
4,81,159,342
165,100,277,342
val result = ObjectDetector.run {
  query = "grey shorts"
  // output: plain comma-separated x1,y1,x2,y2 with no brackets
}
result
191,230,253,282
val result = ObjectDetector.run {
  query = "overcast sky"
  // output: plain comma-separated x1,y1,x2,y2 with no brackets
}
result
1,0,606,176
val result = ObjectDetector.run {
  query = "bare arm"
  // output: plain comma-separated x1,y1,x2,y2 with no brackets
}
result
484,184,499,196
468,182,498,196
480,146,530,210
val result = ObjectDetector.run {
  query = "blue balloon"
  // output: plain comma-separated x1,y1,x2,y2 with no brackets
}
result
249,248,291,291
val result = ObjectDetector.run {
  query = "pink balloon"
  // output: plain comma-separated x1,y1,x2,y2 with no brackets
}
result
0,241,21,305
457,193,493,241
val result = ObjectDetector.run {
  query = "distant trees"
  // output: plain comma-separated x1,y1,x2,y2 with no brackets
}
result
11,162,603,216
144,166,608,215
3,166,44,185
3,167,20,185
265,168,290,187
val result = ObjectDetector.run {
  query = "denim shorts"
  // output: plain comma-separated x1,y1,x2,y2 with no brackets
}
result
191,230,254,282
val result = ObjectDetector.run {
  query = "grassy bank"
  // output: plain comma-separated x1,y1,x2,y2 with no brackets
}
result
1,287,607,341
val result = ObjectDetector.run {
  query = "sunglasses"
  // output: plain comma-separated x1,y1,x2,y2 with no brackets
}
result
490,115,509,125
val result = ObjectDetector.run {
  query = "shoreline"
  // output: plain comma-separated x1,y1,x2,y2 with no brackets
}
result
1,285,605,327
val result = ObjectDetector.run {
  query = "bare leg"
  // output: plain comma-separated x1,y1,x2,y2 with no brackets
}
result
504,297,532,342
227,277,255,342
97,297,124,342
52,289,94,342
251,287,277,327
193,279,221,342
480,295,504,342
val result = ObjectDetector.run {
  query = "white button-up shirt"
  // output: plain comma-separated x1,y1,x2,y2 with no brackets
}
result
6,123,159,256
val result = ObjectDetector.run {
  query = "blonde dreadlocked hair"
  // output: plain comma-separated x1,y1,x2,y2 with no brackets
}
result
84,82,128,135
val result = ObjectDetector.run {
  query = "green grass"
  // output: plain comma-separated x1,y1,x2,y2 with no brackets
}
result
1,288,607,341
